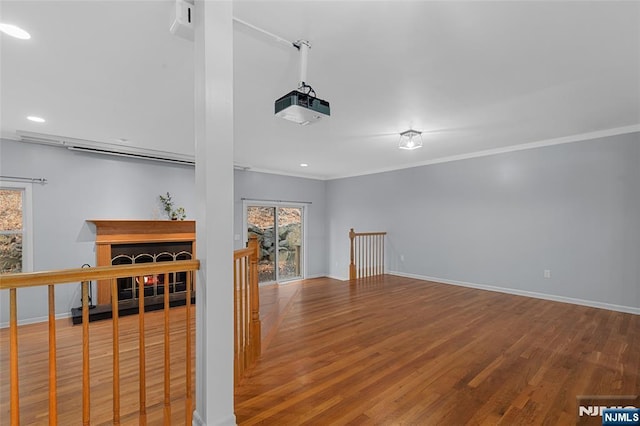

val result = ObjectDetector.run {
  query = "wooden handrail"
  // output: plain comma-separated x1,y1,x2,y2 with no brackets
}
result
0,260,200,289
2,260,199,425
233,235,261,386
349,231,388,237
233,247,254,260
349,228,387,280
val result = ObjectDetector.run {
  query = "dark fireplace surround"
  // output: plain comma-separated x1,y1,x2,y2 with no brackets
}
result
111,241,192,302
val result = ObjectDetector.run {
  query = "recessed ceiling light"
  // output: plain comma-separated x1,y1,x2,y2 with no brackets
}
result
0,23,31,40
27,116,45,123
300,163,308,167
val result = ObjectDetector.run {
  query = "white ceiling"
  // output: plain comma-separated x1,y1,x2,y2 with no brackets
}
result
1,1,639,179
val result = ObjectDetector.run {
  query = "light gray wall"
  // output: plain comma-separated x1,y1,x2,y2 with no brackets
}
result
233,169,327,279
326,133,640,311
0,139,196,324
4,133,638,322
0,143,330,323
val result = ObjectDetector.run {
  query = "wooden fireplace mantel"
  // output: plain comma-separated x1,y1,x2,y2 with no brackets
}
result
88,220,196,304
89,219,196,244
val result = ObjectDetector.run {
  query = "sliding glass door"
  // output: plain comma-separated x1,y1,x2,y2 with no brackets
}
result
246,204,303,284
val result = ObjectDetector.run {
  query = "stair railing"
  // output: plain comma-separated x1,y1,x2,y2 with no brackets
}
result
0,259,199,425
233,235,261,386
349,228,387,280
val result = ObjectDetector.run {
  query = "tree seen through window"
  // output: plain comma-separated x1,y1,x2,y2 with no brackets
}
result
0,189,24,273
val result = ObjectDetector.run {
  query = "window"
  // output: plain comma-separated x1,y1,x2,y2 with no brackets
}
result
0,183,32,273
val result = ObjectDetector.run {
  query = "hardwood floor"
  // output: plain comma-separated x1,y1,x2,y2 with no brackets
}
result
2,276,638,425
236,276,639,425
0,305,195,425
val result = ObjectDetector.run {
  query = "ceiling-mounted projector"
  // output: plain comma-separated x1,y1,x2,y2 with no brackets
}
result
275,90,330,126
273,39,330,125
230,21,330,125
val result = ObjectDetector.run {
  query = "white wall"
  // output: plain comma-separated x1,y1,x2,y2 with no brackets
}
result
326,133,640,312
234,169,327,279
0,139,196,324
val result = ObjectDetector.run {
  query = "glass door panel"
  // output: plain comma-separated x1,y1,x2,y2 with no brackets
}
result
278,207,302,281
247,206,276,283
246,204,304,284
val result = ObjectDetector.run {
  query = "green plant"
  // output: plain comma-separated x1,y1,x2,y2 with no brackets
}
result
159,192,186,220
173,207,186,220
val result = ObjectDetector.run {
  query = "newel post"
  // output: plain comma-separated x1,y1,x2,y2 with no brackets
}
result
349,228,356,280
248,235,261,361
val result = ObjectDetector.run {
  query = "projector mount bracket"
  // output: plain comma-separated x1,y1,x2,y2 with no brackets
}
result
233,18,317,97
293,40,316,96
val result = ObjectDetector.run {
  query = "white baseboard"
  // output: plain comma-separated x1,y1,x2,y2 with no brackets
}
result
192,410,235,426
305,273,326,280
388,271,640,315
192,411,236,426
192,410,205,426
0,311,72,329
326,275,348,281
204,413,235,426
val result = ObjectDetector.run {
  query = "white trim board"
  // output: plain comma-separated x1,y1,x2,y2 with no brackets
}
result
388,271,640,316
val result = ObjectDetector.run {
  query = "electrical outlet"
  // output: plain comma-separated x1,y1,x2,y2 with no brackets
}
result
234,234,241,241
400,255,405,262
544,269,551,279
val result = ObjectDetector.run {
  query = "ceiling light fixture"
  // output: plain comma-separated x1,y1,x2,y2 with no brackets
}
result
27,116,45,123
0,23,31,40
398,130,423,150
300,163,308,167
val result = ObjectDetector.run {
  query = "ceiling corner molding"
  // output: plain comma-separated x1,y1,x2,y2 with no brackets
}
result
326,124,640,180
236,165,328,181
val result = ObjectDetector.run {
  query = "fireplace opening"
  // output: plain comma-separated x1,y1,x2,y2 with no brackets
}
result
111,242,193,303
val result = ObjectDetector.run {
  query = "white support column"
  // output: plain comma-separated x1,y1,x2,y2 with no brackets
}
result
193,1,235,425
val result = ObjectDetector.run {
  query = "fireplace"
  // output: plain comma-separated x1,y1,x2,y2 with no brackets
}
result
88,220,196,308
111,241,193,302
